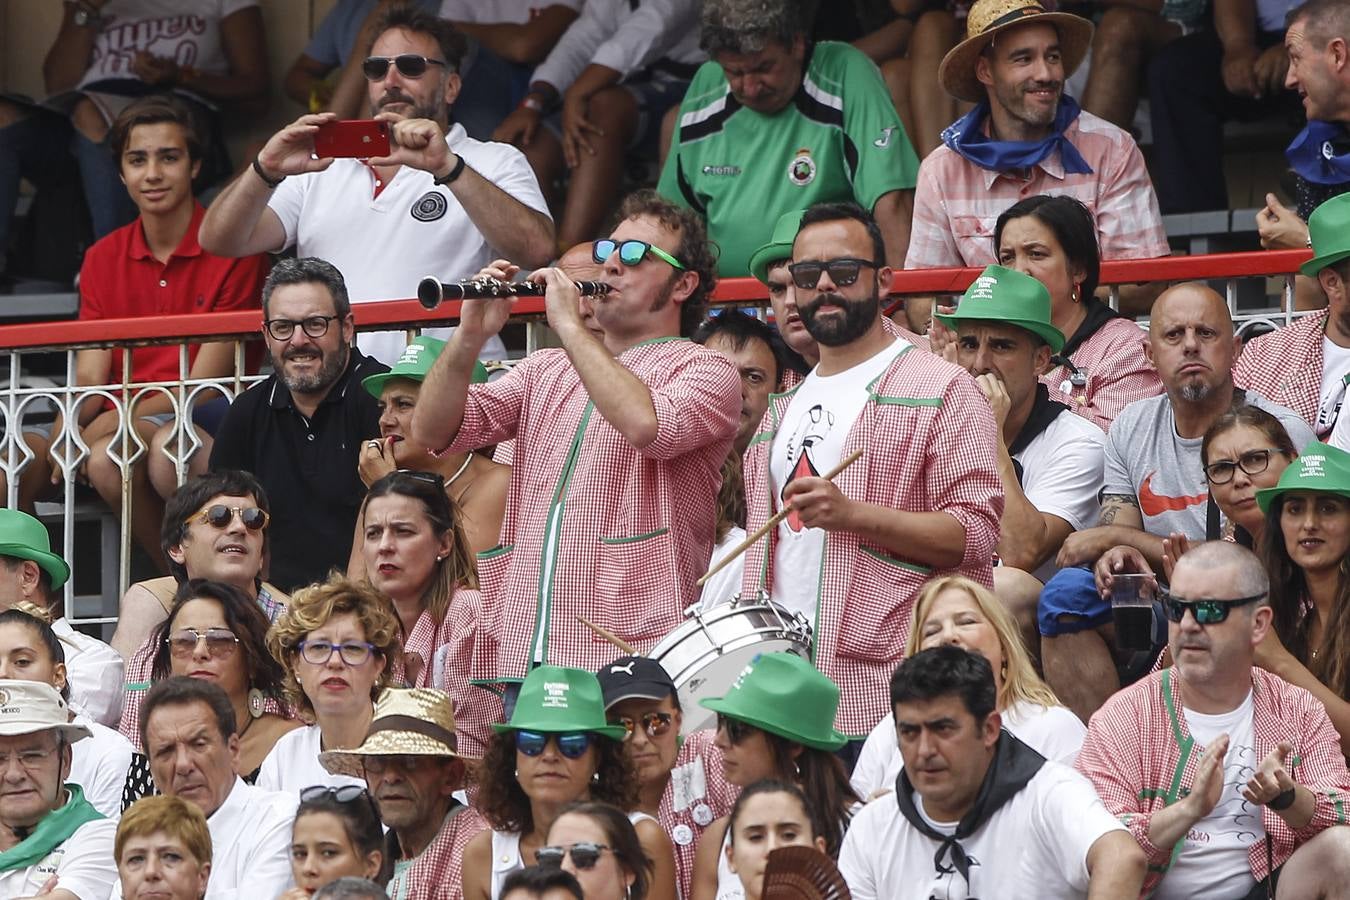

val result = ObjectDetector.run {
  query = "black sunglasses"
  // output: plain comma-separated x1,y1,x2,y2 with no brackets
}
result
787,257,877,290
362,54,448,80
1160,589,1267,625
299,785,370,804
537,842,611,871
716,713,755,744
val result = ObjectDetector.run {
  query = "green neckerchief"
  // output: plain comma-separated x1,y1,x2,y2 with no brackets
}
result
0,784,102,871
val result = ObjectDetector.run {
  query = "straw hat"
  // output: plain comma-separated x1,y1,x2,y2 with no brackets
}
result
0,680,90,743
939,0,1094,104
320,687,471,778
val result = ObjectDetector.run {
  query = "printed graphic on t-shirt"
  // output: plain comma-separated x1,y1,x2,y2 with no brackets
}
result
781,404,836,531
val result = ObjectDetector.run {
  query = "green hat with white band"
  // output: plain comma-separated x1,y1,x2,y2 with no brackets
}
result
699,652,848,751
361,335,488,398
1301,194,1350,276
935,264,1066,354
492,666,629,741
1256,441,1350,514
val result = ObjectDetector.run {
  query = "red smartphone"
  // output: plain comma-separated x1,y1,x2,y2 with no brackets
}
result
313,119,390,159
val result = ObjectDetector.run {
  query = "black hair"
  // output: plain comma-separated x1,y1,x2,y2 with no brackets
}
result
616,190,719,337
372,3,468,71
556,802,653,900
726,779,814,845
161,470,270,583
890,645,997,724
296,788,391,887
692,310,787,387
108,94,204,162
313,878,391,900
500,866,584,900
141,675,237,755
0,606,69,700
797,202,886,269
262,257,352,320
993,195,1101,300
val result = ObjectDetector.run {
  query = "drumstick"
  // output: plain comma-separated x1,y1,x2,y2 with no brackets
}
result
578,615,637,655
697,448,864,587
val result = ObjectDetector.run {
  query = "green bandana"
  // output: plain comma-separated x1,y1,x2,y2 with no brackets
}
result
0,785,102,872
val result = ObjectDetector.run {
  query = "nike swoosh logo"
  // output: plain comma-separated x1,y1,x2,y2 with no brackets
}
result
1138,472,1208,517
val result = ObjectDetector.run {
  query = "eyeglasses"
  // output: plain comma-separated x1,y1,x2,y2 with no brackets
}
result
1203,448,1288,485
298,639,377,666
787,258,877,289
193,504,269,531
299,785,371,804
264,315,340,341
592,239,686,270
537,842,611,871
362,54,448,80
1159,590,1267,625
166,627,239,659
716,713,754,744
515,730,595,759
613,711,674,741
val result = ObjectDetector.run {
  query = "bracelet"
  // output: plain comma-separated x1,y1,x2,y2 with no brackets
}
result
1266,787,1297,811
434,155,467,187
251,157,285,189
520,95,545,113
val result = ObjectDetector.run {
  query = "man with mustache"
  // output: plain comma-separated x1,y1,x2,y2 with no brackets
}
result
1077,541,1350,900
740,201,1003,757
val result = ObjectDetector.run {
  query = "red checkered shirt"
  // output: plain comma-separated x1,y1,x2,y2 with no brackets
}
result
1076,667,1350,894
660,728,736,899
905,111,1169,269
741,341,1004,736
1041,317,1162,432
442,339,740,680
1234,310,1329,433
426,587,502,760
387,803,489,900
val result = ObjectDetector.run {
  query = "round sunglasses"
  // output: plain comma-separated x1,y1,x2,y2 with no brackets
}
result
612,711,674,741
537,842,611,871
193,504,269,531
515,730,595,759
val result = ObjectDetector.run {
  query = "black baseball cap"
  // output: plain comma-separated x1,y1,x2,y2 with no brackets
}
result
596,656,677,708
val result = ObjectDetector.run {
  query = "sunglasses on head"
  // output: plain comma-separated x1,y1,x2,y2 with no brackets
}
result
716,713,755,744
515,730,595,759
362,54,447,80
394,469,446,489
166,627,239,659
612,711,674,741
787,257,877,290
537,842,611,871
194,504,268,531
1159,589,1267,625
299,784,370,804
591,239,686,270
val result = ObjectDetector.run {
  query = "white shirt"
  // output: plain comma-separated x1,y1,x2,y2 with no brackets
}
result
850,701,1087,801
267,125,550,365
1316,337,1350,436
697,525,746,611
839,761,1125,900
77,0,257,88
770,339,906,621
439,0,580,24
69,715,136,820
55,618,125,728
1012,409,1106,583
256,724,367,794
531,0,704,91
1154,692,1264,900
0,816,117,900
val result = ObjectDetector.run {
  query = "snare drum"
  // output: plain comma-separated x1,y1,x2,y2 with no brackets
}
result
650,593,812,735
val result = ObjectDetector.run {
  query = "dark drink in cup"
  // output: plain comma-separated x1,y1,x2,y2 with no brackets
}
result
1111,574,1155,653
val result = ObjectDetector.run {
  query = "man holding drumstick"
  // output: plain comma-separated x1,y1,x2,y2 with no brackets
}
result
741,201,1004,758
411,190,739,731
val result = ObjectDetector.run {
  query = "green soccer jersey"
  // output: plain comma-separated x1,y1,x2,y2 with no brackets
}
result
657,41,919,277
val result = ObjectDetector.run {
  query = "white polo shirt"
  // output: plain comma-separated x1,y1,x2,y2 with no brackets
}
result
69,714,135,820
267,124,550,365
1011,408,1106,582
256,724,366,795
0,815,117,900
55,618,125,728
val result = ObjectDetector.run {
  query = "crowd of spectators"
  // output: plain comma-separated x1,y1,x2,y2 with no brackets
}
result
0,0,1349,898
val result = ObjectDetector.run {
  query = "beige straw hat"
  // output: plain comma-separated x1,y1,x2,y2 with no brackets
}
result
320,687,473,778
939,0,1094,104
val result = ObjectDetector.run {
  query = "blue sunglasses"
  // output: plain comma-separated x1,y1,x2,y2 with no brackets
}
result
515,730,595,759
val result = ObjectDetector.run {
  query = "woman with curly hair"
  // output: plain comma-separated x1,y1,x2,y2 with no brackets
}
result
462,666,677,900
260,576,401,793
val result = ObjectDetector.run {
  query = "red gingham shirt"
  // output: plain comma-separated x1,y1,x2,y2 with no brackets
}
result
741,340,1004,736
1234,310,1328,433
442,339,740,680
659,729,736,899
1076,667,1350,894
388,803,488,900
1041,317,1162,432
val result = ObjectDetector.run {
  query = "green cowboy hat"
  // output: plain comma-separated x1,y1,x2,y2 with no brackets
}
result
0,510,68,591
492,665,629,741
1301,194,1350,277
748,209,808,285
362,335,488,398
935,264,1066,354
699,652,848,751
1256,441,1350,514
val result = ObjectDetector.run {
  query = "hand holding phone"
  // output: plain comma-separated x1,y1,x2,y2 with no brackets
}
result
313,120,391,159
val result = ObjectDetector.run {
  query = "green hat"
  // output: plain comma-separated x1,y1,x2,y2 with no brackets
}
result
935,265,1065,354
699,652,847,751
1256,441,1350,514
492,665,629,740
1301,194,1350,276
748,209,808,285
0,510,68,591
361,336,488,398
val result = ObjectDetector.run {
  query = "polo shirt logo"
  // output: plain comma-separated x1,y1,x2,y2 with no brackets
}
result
411,192,448,222
701,164,741,176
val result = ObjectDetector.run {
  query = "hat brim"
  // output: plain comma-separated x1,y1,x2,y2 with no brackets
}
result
491,719,630,742
320,728,474,779
749,242,793,285
361,371,421,399
1300,248,1350,277
1256,483,1350,515
0,721,90,743
602,685,676,709
0,544,70,592
934,312,1066,354
698,698,848,752
939,13,1094,104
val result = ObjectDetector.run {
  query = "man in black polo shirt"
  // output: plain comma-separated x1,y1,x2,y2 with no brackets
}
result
210,257,386,590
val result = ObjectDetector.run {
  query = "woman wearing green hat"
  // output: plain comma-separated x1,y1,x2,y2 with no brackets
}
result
689,653,858,900
1255,442,1350,754
462,665,678,900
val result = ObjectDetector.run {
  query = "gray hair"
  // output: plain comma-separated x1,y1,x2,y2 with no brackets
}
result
261,257,352,320
1173,541,1271,605
700,0,812,55
313,878,389,900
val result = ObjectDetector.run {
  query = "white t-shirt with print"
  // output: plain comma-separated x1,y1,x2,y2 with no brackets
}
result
1316,337,1350,436
78,0,258,88
769,338,906,621
1153,691,1264,900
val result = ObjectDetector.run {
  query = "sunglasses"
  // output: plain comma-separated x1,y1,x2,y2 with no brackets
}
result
362,54,448,80
297,639,377,666
1203,448,1288,485
613,711,674,741
515,730,595,759
166,627,239,659
362,754,424,775
394,469,446,489
194,504,269,531
592,239,686,270
299,784,370,804
1160,590,1267,625
537,842,611,871
716,713,755,744
787,257,877,290
264,314,339,342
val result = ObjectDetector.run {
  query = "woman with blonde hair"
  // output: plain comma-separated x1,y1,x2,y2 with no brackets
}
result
850,575,1085,799
260,576,402,793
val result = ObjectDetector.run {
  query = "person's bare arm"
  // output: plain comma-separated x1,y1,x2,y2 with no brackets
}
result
43,2,101,94
283,53,332,108
1056,494,1164,569
110,582,171,658
460,830,494,900
873,189,913,270
852,17,913,63
1214,0,1260,97
1256,631,1350,755
175,6,270,106
1084,831,1147,900
453,5,580,65
690,817,728,900
636,818,679,900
